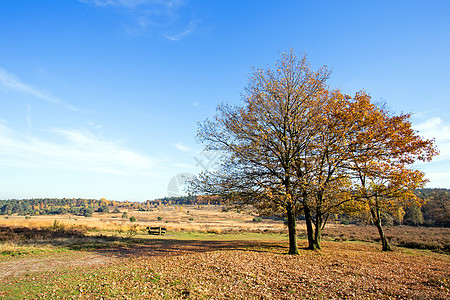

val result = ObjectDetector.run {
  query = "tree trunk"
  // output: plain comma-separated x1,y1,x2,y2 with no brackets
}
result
313,213,322,250
286,202,299,254
304,204,318,250
371,207,391,251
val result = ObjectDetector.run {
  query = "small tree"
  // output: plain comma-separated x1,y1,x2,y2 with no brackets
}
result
404,205,424,226
127,224,139,238
347,105,437,250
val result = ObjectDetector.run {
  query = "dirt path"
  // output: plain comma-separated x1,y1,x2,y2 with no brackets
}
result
0,251,117,278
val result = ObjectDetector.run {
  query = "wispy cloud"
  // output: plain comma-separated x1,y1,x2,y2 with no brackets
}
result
414,117,450,143
0,67,81,112
413,116,450,187
164,20,197,41
0,122,162,176
80,0,198,40
414,116,450,161
175,142,189,152
0,68,59,104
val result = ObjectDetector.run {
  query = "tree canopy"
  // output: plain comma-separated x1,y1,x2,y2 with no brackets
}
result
190,50,438,253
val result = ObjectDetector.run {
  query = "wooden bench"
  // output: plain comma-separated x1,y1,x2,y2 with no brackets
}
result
147,226,166,235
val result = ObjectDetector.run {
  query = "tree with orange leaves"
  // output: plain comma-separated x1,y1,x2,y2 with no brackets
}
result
343,96,438,250
190,50,330,254
190,49,438,253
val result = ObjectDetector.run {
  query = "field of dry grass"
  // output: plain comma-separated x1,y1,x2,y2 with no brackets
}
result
0,205,287,235
1,204,449,253
321,224,450,254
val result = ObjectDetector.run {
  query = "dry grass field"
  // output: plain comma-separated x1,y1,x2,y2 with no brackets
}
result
0,204,287,235
0,205,449,299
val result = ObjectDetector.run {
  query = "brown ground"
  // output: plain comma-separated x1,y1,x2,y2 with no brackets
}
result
0,251,116,278
1,238,449,299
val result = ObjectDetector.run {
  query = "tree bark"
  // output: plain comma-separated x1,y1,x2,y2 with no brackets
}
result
371,207,391,251
304,204,317,250
286,202,299,255
313,213,322,250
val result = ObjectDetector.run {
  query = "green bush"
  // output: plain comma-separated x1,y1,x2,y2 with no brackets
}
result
129,216,136,222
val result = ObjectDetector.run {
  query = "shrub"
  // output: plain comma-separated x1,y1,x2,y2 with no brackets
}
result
51,220,65,231
82,207,93,217
157,216,163,221
127,224,139,238
340,219,349,225
129,216,137,222
253,217,263,222
121,212,128,219
96,205,109,213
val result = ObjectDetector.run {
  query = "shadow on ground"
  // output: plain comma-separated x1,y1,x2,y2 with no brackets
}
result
0,225,289,258
92,238,288,258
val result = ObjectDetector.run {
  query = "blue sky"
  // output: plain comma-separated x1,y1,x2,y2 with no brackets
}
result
1,0,449,201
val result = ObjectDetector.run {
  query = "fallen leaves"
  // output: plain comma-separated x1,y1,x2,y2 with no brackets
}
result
0,240,449,299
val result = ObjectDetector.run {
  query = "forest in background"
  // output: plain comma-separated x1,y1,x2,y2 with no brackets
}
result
0,188,448,227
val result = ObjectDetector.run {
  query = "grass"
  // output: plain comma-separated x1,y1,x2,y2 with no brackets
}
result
1,204,449,254
0,233,448,299
0,242,49,257
0,204,287,234
0,206,449,298
321,224,450,254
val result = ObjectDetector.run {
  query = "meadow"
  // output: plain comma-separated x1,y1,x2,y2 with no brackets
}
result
0,205,449,299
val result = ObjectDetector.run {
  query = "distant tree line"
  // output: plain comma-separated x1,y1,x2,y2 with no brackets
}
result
1,190,447,228
0,197,133,217
0,198,106,217
411,188,450,227
0,195,218,217
145,195,218,206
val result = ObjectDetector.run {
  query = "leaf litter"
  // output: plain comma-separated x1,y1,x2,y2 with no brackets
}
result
0,239,448,299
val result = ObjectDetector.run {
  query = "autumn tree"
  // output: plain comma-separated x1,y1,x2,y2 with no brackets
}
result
346,100,438,251
190,50,330,254
350,166,429,250
290,89,358,250
190,49,438,253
